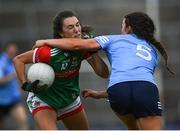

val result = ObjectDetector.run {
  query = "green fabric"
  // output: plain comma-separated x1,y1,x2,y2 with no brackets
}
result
36,49,84,109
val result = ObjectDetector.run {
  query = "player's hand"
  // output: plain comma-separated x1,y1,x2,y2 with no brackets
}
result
81,89,102,99
32,40,47,49
21,80,42,93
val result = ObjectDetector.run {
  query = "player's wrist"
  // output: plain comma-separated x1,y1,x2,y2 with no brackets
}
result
99,90,108,98
21,82,30,91
21,80,40,93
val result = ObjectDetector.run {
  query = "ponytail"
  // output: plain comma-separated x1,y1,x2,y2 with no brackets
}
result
149,37,174,74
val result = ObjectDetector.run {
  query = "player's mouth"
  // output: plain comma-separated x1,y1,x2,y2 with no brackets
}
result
74,34,81,38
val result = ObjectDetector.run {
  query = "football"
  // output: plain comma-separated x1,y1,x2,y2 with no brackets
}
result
27,63,55,89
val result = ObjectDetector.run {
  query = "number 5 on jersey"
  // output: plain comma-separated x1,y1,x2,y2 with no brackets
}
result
136,44,152,61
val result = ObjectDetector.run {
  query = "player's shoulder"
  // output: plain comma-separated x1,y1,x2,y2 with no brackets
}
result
95,34,121,42
34,46,52,63
103,34,135,40
38,45,51,50
36,46,60,56
118,34,136,40
95,34,138,44
104,34,134,44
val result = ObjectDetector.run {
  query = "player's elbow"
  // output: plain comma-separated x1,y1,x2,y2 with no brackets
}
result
13,54,25,66
13,55,21,65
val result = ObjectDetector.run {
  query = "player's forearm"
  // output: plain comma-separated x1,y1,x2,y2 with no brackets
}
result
98,90,108,98
82,89,108,99
88,53,109,78
13,56,27,84
35,38,100,51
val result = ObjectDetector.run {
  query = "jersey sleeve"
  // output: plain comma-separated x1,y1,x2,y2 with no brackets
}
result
33,46,51,64
94,35,111,49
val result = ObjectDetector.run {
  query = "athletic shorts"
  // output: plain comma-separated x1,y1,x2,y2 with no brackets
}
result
0,98,21,120
107,81,162,118
27,92,83,120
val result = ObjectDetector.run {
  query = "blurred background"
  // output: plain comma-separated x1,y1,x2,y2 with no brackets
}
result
0,0,179,129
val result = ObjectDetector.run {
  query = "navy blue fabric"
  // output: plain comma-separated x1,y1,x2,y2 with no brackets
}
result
0,98,21,120
107,81,162,118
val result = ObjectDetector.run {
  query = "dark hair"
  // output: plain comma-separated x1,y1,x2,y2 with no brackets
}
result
53,10,79,38
82,25,94,39
124,12,174,74
53,10,94,39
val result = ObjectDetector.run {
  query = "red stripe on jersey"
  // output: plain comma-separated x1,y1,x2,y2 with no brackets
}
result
35,46,51,64
32,106,55,116
55,67,80,78
57,104,84,120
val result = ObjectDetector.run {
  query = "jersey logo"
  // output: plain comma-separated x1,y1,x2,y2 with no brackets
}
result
136,44,152,61
61,62,69,70
27,95,41,109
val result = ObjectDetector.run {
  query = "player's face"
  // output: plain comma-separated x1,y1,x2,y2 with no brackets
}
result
7,44,17,58
121,18,132,34
60,16,82,38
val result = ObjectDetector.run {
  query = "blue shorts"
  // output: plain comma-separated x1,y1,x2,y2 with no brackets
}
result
107,81,162,118
0,98,21,120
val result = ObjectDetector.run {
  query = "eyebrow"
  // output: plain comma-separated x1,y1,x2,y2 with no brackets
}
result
66,21,80,28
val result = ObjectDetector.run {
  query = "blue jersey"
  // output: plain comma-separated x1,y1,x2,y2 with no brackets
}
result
0,53,21,105
95,34,158,88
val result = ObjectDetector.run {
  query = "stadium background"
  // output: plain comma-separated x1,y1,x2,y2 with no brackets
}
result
0,0,179,129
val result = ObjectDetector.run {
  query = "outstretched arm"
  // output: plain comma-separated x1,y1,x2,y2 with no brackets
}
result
81,89,108,99
34,38,109,78
33,38,101,51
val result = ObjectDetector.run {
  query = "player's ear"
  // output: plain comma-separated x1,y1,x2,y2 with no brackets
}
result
127,26,133,33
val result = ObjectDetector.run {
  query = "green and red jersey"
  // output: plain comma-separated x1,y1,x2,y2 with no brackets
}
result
33,46,91,109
